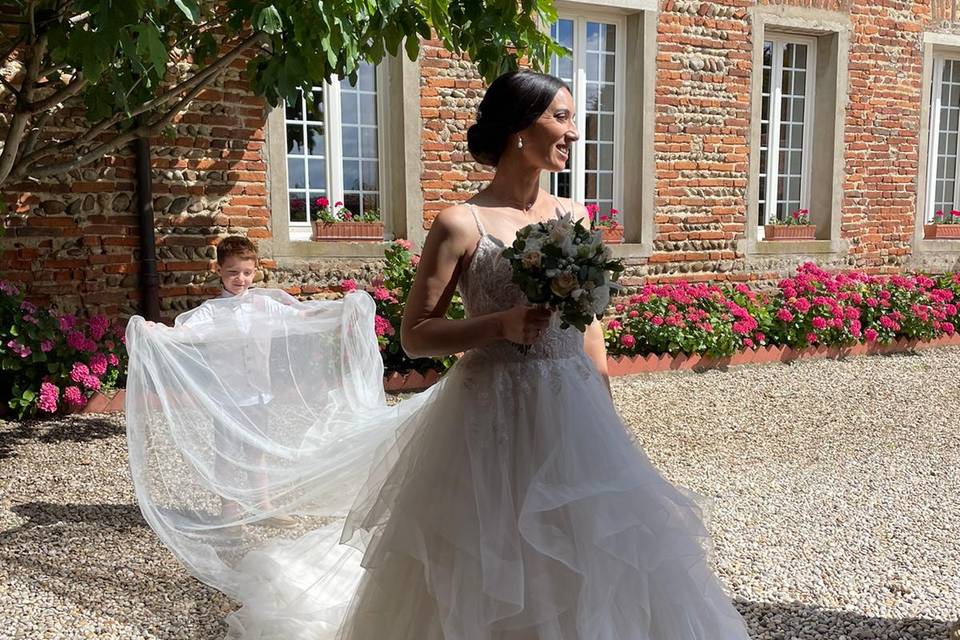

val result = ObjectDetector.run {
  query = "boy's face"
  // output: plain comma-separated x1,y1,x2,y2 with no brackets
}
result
218,256,257,296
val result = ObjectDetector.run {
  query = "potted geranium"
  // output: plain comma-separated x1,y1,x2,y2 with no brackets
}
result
587,204,624,243
311,197,384,241
764,208,815,241
924,209,960,239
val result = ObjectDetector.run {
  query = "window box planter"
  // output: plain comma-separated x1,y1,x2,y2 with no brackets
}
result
600,226,624,244
923,224,960,240
763,224,816,241
312,221,385,242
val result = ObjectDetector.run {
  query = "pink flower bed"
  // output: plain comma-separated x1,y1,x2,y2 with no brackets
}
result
605,263,960,357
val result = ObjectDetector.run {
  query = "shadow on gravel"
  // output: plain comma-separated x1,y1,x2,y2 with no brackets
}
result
0,415,123,461
1,502,228,639
0,421,33,460
734,598,956,640
6,501,145,534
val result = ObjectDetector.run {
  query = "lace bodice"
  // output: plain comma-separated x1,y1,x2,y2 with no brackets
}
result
457,206,584,363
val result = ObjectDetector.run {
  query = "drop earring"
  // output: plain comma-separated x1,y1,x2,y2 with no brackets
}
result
517,137,523,150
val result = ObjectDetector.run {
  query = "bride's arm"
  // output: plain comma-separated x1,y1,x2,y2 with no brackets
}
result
401,206,550,359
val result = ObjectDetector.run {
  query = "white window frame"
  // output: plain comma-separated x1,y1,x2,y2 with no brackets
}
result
759,34,817,233
549,10,626,215
926,55,960,222
283,64,389,241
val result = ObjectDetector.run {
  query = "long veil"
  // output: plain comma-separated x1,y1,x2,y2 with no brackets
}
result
124,289,424,637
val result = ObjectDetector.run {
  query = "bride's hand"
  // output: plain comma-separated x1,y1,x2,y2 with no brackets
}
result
498,305,552,345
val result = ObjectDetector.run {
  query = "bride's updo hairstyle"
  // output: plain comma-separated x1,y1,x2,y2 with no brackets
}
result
467,71,570,167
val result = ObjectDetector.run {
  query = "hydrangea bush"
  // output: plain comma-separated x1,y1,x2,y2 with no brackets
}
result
1,280,127,418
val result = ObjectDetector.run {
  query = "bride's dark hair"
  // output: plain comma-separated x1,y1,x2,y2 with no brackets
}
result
467,71,570,167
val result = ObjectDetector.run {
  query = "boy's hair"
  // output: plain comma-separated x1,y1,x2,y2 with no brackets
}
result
216,236,258,265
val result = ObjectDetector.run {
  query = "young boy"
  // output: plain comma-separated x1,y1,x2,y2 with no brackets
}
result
169,236,297,529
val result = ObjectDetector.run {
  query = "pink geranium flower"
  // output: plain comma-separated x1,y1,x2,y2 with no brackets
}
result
620,334,636,348
339,279,357,293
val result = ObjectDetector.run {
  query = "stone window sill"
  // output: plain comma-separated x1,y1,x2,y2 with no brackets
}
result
610,242,654,259
914,237,960,254
269,238,388,259
738,238,848,256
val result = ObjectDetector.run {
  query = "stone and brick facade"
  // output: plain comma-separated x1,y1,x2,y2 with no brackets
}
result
4,0,960,320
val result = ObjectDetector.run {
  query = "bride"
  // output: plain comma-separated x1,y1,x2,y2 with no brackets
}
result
125,71,751,639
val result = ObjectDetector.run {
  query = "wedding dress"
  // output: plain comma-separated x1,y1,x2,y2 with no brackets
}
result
125,208,751,640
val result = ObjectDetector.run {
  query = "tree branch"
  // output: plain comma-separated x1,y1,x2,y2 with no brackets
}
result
21,108,50,156
0,33,45,185
13,31,268,181
26,73,85,113
25,79,208,180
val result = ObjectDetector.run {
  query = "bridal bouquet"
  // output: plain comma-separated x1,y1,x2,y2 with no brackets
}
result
502,213,625,333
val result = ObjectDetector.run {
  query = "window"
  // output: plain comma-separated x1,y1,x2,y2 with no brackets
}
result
283,62,382,240
758,36,817,231
549,14,624,222
926,56,960,221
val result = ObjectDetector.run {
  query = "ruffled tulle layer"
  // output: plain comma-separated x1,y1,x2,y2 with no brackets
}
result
227,349,750,640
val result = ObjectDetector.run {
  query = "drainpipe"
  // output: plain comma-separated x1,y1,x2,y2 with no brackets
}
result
133,125,160,321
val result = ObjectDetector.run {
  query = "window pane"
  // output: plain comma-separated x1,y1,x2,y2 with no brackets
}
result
288,192,307,223
308,159,326,190
587,53,600,82
360,94,377,125
305,88,324,122
600,84,615,112
363,194,380,219
604,24,616,53
286,125,304,155
361,128,378,157
358,63,376,91
343,193,360,217
599,173,613,199
600,143,613,170
586,22,601,50
343,127,359,158
307,125,325,156
286,91,304,121
341,93,358,125
344,160,361,191
362,160,379,190
288,158,306,189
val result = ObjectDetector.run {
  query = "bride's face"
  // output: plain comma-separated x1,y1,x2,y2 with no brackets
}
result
519,88,578,172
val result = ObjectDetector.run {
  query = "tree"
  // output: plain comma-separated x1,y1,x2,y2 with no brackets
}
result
0,0,562,189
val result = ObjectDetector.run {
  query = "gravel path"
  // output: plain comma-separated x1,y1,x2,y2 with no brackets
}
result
2,349,959,639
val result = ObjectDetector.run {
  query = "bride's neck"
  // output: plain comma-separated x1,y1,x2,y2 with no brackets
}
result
486,164,542,213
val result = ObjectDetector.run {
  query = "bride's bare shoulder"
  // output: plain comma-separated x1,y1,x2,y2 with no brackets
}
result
428,204,482,245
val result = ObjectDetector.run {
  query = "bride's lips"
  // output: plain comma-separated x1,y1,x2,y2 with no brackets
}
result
556,142,569,160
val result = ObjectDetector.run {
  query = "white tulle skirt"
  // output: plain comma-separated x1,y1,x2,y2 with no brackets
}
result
125,290,750,640
227,352,749,640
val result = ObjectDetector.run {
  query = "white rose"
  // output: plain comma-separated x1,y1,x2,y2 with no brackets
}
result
550,271,579,297
521,250,542,269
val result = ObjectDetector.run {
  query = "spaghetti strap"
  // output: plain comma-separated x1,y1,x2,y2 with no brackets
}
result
552,196,571,219
467,203,486,236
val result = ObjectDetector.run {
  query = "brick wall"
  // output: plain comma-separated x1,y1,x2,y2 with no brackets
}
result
3,0,960,320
